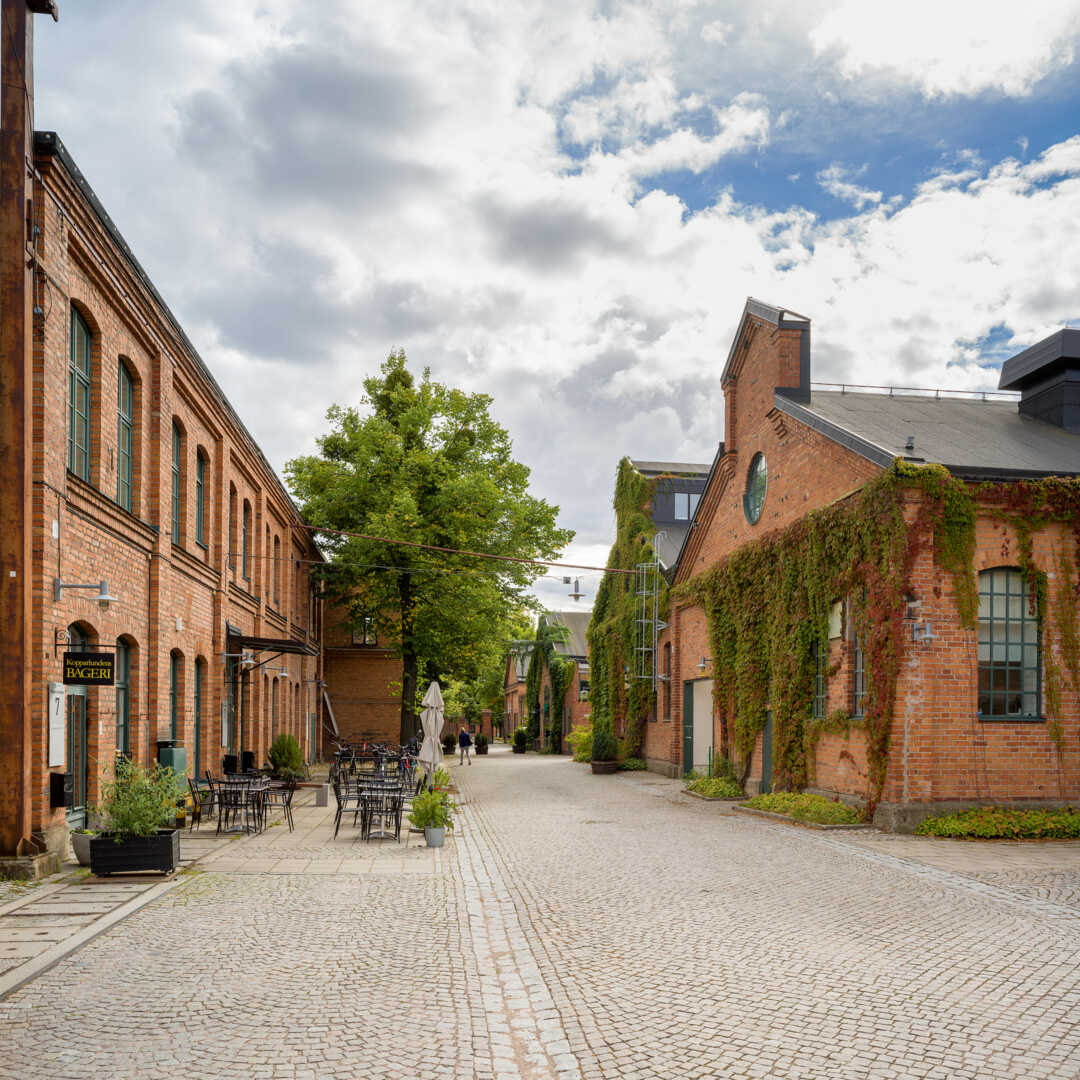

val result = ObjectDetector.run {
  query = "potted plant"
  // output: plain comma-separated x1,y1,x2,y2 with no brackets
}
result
590,717,619,774
70,825,96,867
442,732,458,755
89,761,186,876
268,733,304,779
407,789,456,847
512,727,528,754
475,734,489,756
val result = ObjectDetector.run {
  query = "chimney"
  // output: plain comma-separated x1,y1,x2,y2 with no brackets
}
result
998,329,1080,433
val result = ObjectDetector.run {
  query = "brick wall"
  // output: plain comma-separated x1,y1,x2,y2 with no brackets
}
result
17,137,324,856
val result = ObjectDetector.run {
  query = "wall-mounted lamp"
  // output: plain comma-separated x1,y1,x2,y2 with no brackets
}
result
54,578,117,610
698,656,712,673
912,622,936,643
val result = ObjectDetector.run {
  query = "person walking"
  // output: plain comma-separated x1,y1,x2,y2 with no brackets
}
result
458,726,473,765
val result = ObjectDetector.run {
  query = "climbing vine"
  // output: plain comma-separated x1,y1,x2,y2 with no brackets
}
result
675,464,1080,815
586,458,664,757
524,619,574,745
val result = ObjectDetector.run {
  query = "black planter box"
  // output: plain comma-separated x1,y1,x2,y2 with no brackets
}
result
512,745,526,754
89,829,180,876
475,745,489,755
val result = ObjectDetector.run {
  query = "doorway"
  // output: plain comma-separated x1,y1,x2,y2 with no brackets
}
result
682,678,714,774
761,711,774,795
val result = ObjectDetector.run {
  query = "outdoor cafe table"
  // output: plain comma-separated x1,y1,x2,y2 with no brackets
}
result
214,776,269,835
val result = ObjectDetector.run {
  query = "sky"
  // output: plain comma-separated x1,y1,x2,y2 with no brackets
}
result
33,0,1080,611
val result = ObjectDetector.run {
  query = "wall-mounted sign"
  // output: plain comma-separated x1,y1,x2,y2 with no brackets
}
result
63,652,114,686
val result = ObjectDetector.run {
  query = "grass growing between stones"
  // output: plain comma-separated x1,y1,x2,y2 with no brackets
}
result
916,806,1080,839
743,792,862,825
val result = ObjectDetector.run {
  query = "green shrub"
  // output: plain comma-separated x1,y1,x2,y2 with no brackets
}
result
686,776,743,799
513,727,528,751
442,732,458,754
475,734,488,751
916,805,1080,839
407,790,456,831
268,733,304,776
743,791,862,825
97,761,186,840
567,724,593,762
683,769,703,782
619,757,647,771
590,717,618,762
709,752,738,784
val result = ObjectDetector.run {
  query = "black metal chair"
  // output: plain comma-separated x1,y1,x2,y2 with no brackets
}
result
265,779,296,832
187,776,215,832
332,775,362,839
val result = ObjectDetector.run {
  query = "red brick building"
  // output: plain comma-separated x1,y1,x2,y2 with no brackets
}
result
502,648,530,737
322,604,402,746
648,298,1080,829
0,5,323,875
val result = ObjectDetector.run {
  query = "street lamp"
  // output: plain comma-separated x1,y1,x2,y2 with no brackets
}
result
54,579,117,610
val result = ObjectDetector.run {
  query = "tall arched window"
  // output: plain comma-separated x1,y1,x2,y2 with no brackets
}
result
272,536,280,607
115,638,131,756
195,450,208,547
171,422,183,542
271,678,278,741
193,657,206,775
116,362,134,511
242,500,251,581
228,484,237,569
69,307,92,480
169,650,184,740
978,568,1041,719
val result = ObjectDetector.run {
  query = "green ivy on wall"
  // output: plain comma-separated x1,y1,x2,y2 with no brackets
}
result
586,458,661,757
674,463,1080,815
525,619,574,744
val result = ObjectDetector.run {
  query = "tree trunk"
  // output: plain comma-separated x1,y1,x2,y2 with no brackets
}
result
398,572,418,743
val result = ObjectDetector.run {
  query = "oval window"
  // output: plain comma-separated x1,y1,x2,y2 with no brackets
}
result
743,452,767,524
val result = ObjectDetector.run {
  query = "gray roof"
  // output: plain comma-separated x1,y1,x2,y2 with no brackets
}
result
542,610,592,659
654,526,689,570
775,390,1080,478
629,460,711,478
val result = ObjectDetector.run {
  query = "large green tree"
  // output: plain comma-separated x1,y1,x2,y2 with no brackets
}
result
286,351,573,741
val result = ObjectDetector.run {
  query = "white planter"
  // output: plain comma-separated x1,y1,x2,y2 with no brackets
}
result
424,826,445,848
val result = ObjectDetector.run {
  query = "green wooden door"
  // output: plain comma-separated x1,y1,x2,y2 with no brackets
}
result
682,681,694,774
761,711,773,795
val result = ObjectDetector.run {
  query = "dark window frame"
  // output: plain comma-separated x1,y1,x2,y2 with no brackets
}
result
68,307,92,481
116,362,134,511
195,451,208,548
812,639,827,719
171,423,183,542
351,615,377,646
978,567,1042,720
242,501,251,581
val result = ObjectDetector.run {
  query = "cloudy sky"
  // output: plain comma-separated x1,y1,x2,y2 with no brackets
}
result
35,1,1080,609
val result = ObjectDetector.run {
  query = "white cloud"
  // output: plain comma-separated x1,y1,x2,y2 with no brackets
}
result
816,162,883,209
810,0,1080,98
701,20,733,46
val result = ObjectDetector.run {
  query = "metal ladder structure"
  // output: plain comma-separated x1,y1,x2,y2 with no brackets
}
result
634,554,666,690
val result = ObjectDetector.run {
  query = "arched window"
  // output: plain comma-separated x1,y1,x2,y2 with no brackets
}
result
115,638,131,756
193,656,206,776
171,422,184,542
195,450,208,547
242,500,251,581
978,568,1041,719
169,650,184,740
264,525,271,600
69,307,92,480
271,678,278,741
228,484,237,569
663,642,672,720
116,362,134,511
272,536,280,607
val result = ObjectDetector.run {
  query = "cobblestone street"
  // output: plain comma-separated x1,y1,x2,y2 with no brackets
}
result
2,749,1079,1079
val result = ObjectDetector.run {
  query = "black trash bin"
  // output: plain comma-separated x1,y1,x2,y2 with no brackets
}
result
241,750,256,774
223,753,238,775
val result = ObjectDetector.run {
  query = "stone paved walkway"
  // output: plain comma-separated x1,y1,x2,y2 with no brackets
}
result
1,749,1078,1079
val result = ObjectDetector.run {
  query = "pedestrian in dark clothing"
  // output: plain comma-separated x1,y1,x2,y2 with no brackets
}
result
458,726,473,765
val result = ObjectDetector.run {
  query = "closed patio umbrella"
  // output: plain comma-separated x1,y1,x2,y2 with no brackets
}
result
417,681,445,788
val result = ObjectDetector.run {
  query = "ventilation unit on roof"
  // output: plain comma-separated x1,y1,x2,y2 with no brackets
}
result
998,329,1080,433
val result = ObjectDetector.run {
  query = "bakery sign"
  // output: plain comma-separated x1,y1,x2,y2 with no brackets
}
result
63,652,114,686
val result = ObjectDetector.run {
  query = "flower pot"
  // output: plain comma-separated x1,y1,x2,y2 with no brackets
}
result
70,831,93,867
475,745,488,755
424,826,446,848
590,760,619,775
89,829,180,876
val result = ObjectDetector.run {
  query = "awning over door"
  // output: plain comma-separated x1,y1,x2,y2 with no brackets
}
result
227,633,319,657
